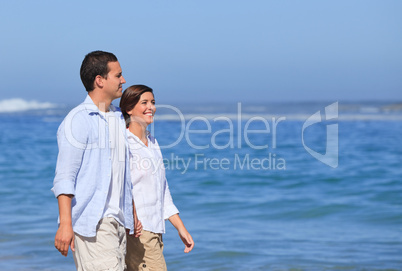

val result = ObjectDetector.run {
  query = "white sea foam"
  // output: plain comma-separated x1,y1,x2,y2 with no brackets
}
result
0,98,57,113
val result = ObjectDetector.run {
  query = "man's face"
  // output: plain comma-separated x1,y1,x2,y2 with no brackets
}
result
103,61,126,100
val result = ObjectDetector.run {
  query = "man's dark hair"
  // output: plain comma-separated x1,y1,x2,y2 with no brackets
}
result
80,51,118,92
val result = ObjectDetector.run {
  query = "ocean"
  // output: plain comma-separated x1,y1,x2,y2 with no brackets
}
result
0,99,401,271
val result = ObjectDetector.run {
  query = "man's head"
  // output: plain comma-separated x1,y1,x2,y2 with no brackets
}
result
80,51,119,92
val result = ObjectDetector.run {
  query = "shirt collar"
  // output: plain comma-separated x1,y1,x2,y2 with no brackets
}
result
127,129,153,146
82,95,117,115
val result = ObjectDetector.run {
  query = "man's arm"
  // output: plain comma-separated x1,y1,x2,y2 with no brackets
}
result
169,214,194,253
133,200,142,237
54,194,74,257
52,109,89,255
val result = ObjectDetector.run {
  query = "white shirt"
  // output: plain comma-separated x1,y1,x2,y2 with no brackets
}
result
102,111,126,226
127,129,179,234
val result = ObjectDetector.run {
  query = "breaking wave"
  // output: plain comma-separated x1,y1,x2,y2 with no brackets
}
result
0,98,57,113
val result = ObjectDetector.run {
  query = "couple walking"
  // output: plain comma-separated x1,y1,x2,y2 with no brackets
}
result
52,50,194,270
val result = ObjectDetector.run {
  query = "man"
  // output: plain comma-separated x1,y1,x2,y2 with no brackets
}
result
52,50,141,270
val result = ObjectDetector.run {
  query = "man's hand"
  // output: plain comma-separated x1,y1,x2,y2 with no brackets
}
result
55,224,75,256
132,200,142,237
134,217,143,237
55,194,74,256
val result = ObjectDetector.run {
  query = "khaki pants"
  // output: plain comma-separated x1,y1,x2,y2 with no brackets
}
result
126,230,167,271
73,217,127,271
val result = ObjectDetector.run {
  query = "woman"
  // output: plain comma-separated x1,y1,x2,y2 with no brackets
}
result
120,85,194,271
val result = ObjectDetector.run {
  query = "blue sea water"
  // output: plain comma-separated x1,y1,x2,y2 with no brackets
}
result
0,101,401,270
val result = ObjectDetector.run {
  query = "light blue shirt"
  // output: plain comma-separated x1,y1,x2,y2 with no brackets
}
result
52,95,134,237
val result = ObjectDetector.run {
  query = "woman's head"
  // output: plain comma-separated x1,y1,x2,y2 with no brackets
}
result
120,85,155,127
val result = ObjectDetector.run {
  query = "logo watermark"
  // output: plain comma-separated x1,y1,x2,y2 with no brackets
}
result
62,102,339,170
302,102,338,168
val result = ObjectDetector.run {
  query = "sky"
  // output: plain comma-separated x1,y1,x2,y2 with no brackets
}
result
0,0,401,106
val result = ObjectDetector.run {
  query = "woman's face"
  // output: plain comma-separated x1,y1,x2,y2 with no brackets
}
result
127,92,156,126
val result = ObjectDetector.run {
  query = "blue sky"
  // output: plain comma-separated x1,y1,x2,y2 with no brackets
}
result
0,0,401,106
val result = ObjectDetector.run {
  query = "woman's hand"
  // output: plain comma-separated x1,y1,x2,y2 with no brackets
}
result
178,228,194,253
169,214,194,253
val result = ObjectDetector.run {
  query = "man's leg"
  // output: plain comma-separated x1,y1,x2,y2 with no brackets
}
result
73,217,127,271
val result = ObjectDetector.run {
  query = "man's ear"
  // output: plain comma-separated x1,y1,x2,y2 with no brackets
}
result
95,75,104,88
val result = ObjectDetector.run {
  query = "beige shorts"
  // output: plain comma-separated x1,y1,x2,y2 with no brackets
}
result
126,230,167,271
73,217,127,271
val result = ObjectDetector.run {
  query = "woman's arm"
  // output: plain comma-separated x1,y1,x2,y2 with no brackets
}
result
169,214,194,253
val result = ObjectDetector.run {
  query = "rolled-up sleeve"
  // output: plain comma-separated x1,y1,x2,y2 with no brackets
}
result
52,110,88,198
163,178,179,220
